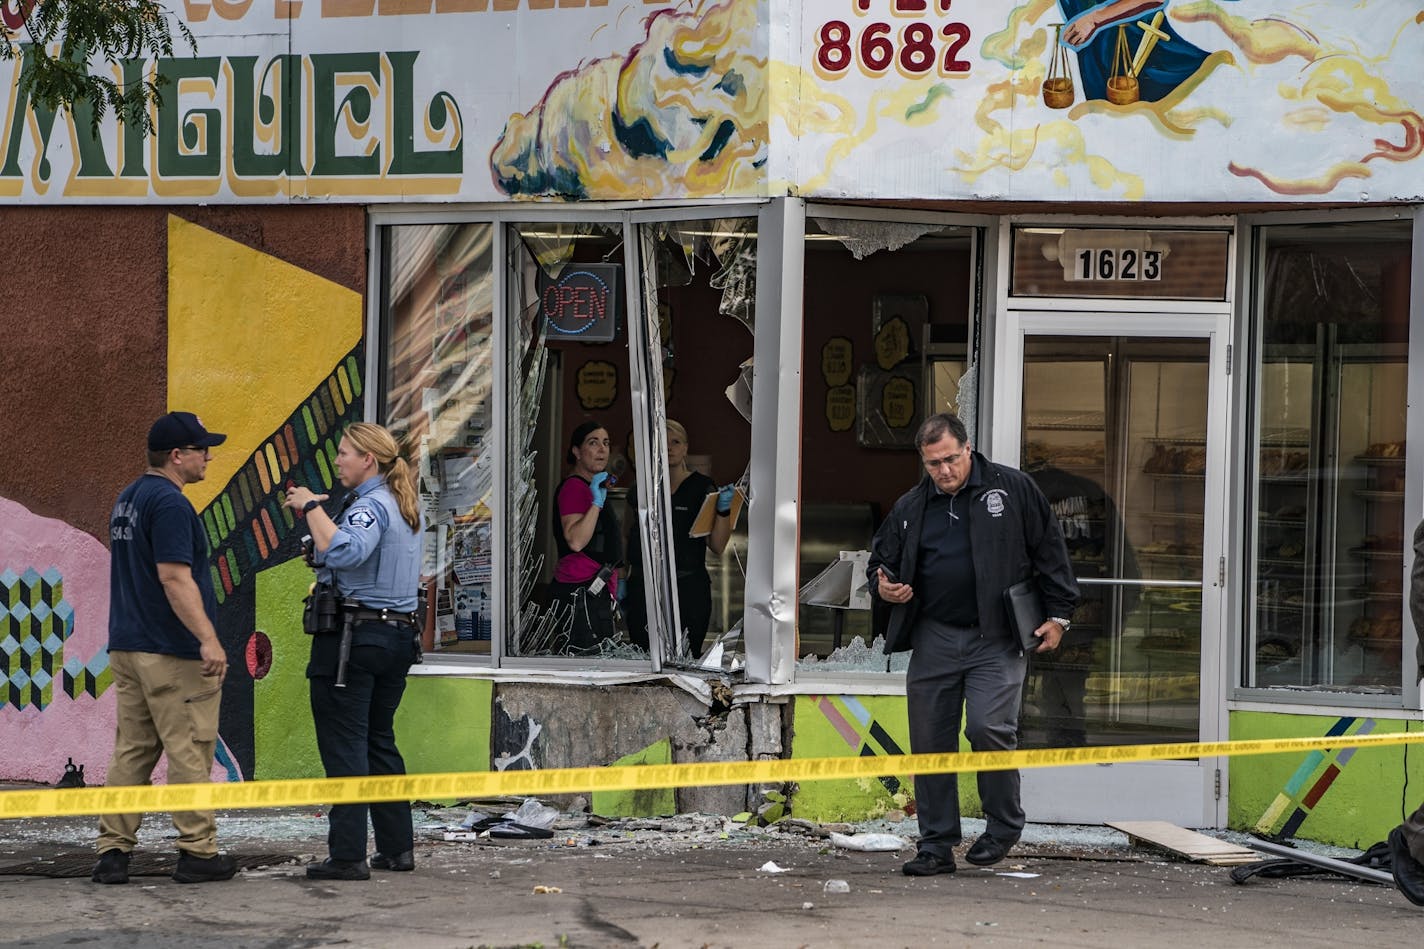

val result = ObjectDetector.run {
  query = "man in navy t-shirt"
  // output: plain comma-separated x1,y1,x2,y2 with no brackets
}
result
92,411,239,886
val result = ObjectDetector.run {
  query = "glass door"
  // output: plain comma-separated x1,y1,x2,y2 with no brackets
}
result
995,312,1228,827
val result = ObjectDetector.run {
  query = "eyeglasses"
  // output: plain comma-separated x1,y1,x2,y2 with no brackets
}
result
922,449,968,470
178,446,211,455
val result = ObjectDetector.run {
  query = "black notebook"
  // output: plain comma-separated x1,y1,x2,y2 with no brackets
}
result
1002,579,1046,652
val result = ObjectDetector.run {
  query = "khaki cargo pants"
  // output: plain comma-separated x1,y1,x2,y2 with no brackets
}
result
96,650,223,857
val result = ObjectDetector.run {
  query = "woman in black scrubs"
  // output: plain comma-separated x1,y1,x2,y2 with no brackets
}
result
625,420,734,656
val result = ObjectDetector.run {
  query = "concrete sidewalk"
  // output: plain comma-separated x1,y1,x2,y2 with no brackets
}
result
1,804,1419,948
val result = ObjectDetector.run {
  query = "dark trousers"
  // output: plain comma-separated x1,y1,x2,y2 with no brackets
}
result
906,618,1027,858
679,573,713,656
623,571,713,656
309,633,414,863
547,580,616,652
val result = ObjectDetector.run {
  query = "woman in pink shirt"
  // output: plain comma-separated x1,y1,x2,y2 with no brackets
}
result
548,420,623,653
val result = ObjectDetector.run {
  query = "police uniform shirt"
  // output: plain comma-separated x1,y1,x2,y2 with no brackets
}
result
915,458,981,627
315,475,420,611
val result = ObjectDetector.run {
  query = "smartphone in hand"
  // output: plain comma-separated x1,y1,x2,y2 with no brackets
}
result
287,480,305,518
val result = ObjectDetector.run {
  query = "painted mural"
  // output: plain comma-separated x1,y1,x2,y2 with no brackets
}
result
0,208,500,789
1230,711,1424,848
790,694,924,823
489,0,767,199
5,1,1422,203
0,213,360,784
0,0,766,203
789,0,1424,200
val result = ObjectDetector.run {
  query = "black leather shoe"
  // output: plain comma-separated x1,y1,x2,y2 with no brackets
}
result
306,857,370,881
902,850,956,876
173,851,238,883
965,834,1017,867
1389,827,1424,906
370,850,415,872
91,849,130,884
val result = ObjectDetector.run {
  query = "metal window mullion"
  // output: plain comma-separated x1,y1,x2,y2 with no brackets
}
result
1230,215,1256,690
364,217,383,423
1404,205,1424,708
624,218,678,671
744,198,804,685
491,223,507,669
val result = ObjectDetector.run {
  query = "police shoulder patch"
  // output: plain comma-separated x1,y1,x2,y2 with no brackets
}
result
347,508,377,529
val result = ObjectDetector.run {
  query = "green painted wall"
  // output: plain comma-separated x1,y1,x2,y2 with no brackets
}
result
591,739,676,818
1228,710,1424,848
253,559,320,779
253,559,492,780
786,699,1424,842
396,676,493,776
788,694,979,822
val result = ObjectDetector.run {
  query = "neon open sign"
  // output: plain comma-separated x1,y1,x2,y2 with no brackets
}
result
539,264,622,343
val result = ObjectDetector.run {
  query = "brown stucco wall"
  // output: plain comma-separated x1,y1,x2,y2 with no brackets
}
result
0,205,366,541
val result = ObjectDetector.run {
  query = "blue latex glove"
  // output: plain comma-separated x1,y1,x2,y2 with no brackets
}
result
716,484,736,515
590,471,610,508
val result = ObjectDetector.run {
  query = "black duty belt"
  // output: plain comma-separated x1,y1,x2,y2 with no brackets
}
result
344,605,417,627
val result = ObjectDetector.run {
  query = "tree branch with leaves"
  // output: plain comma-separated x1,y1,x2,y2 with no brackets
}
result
2,0,196,134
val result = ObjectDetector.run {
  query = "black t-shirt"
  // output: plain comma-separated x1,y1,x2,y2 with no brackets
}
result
915,479,979,627
108,474,216,659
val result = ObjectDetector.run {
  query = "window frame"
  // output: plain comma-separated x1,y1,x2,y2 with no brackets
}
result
1232,206,1423,710
786,203,995,686
367,202,770,675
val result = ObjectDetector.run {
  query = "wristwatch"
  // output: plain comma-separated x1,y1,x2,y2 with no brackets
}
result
302,499,321,515
1048,616,1072,632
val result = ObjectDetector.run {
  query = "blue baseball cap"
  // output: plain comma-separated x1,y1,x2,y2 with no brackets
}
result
148,411,227,452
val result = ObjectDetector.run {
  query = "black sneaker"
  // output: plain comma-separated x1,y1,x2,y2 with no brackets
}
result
91,849,130,884
172,851,238,883
902,850,956,876
369,850,415,872
306,857,370,881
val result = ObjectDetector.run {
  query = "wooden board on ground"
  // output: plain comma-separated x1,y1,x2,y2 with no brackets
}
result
1106,820,1262,866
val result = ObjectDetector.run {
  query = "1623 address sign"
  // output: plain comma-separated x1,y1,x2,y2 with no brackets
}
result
1069,247,1164,282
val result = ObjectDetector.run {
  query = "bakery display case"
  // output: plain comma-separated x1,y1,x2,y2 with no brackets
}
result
1250,336,1406,689
1248,221,1412,691
1252,421,1315,684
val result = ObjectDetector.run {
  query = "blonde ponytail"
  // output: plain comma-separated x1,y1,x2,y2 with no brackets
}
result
344,422,421,531
386,456,420,531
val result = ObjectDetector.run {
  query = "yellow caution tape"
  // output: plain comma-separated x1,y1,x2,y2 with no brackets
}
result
3,731,1422,820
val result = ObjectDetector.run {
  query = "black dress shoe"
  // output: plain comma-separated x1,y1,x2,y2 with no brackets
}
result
370,850,415,872
91,849,130,885
902,850,956,876
1389,827,1424,906
173,851,238,883
965,834,1017,867
306,857,370,881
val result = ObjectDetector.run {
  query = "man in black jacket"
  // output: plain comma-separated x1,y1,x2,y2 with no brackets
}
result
1389,519,1424,906
870,413,1077,876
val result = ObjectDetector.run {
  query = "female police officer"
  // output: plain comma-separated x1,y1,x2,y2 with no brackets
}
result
283,422,422,881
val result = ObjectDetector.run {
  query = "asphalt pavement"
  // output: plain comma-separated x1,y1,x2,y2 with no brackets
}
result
1,802,1420,948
